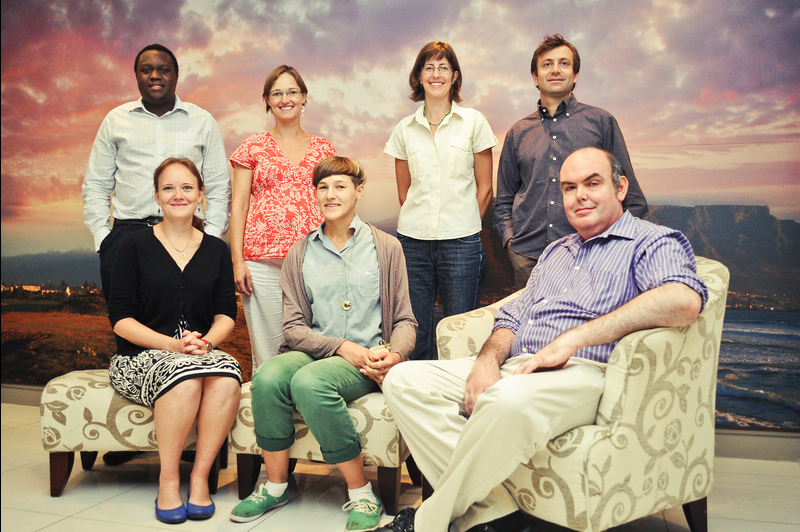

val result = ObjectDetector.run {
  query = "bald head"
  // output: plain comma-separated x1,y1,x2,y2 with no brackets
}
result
559,148,629,240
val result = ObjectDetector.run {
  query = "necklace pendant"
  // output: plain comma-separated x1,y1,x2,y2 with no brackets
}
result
342,300,352,311
180,252,186,258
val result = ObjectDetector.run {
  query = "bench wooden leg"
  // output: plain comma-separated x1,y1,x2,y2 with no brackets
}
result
219,436,228,470
683,497,707,532
377,466,401,516
50,452,74,497
237,454,262,499
80,451,98,471
421,474,433,501
405,455,423,486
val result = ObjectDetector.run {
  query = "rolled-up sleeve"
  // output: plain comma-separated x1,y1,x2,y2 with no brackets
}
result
634,231,709,310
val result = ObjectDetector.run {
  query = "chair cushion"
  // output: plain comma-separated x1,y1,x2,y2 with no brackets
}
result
41,369,200,452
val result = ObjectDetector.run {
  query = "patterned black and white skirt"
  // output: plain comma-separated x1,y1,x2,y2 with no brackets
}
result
109,349,242,407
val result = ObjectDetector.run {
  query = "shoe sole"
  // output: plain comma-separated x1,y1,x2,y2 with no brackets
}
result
229,498,289,523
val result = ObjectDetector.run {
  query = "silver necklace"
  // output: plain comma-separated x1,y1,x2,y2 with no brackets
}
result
341,247,354,311
162,229,191,258
424,105,451,127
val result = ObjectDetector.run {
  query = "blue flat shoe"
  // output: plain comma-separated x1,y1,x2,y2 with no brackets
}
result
155,494,188,524
186,489,215,520
187,499,215,520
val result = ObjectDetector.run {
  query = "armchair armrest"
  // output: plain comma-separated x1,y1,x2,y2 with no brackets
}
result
436,290,524,360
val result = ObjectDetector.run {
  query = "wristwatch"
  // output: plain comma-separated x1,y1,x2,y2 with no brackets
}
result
200,338,213,353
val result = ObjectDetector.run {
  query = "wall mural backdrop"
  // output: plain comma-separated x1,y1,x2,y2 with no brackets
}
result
2,0,799,429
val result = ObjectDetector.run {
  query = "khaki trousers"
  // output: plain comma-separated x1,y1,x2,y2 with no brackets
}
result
383,355,605,532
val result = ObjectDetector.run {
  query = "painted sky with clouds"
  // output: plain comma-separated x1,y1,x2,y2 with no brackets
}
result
2,0,799,256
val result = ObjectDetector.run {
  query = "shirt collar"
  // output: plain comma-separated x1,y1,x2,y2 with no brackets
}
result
560,210,635,255
538,94,577,120
311,213,365,242
413,101,462,128
131,94,186,117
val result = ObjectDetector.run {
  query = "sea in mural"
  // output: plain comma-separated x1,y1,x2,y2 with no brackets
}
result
715,310,800,430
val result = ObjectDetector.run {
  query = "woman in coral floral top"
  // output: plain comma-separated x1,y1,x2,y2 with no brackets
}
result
230,65,335,370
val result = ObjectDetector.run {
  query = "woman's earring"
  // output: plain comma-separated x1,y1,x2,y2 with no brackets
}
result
301,104,305,117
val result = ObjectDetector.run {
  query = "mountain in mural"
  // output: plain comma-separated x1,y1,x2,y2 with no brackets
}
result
2,205,798,307
649,205,800,304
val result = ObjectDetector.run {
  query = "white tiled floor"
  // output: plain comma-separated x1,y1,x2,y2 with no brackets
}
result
2,403,799,532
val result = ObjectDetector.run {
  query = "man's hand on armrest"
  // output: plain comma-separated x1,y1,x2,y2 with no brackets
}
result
464,328,515,415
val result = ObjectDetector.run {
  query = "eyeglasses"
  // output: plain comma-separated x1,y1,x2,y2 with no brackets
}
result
422,65,452,74
269,89,301,100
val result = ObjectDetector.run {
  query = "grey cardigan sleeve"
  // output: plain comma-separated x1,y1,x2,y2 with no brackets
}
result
374,227,417,361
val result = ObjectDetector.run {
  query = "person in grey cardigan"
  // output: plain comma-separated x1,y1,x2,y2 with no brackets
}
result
230,157,416,531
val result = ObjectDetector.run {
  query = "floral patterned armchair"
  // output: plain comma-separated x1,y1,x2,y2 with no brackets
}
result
434,256,728,532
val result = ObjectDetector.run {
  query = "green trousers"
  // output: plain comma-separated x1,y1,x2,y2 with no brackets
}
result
251,351,379,464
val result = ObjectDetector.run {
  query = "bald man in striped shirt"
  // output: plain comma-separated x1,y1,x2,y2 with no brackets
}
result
383,147,708,532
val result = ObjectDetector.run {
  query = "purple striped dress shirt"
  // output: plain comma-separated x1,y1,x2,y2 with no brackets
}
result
494,211,708,363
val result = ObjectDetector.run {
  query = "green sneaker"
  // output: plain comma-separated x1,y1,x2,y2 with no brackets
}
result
342,498,383,531
229,483,289,523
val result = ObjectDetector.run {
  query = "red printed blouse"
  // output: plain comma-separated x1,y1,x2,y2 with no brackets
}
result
230,133,336,260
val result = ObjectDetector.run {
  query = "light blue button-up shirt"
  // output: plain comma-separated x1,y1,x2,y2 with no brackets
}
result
303,214,383,348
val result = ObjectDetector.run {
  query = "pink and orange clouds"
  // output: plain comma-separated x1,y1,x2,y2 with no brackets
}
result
2,0,799,255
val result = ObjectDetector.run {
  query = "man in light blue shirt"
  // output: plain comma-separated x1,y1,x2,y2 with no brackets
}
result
82,43,230,304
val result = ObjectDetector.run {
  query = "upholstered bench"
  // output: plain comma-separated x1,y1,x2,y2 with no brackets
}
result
229,381,410,515
40,369,226,496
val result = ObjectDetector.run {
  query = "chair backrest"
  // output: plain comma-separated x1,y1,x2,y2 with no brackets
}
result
596,256,729,428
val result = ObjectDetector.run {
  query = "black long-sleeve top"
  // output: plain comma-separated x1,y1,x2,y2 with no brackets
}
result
108,228,237,356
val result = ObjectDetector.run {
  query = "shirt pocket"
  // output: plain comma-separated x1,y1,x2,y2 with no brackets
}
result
449,137,474,177
358,268,381,298
588,269,627,314
405,144,427,184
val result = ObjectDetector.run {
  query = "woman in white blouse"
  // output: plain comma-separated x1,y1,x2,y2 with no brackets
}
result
384,41,497,360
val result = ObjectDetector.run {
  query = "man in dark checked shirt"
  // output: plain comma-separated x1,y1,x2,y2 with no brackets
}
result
494,34,650,291
384,147,706,532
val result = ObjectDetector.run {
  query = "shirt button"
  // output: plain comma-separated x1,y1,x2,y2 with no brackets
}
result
552,135,557,139
553,118,558,121
548,224,553,227
523,347,529,353
550,201,554,205
340,272,344,276
566,113,570,117
574,266,580,271
552,178,557,182
542,299,549,304
528,319,534,325
552,156,557,161
563,288,568,293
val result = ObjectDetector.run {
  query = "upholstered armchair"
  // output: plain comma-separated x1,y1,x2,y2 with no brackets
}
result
434,257,728,532
229,383,410,515
40,369,226,497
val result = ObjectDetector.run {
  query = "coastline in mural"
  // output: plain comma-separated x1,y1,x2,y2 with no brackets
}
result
716,310,800,430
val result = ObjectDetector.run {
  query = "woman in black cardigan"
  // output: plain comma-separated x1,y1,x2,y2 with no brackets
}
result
107,158,241,524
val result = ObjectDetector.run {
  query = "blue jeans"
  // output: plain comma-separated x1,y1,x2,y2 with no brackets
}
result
398,232,486,360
